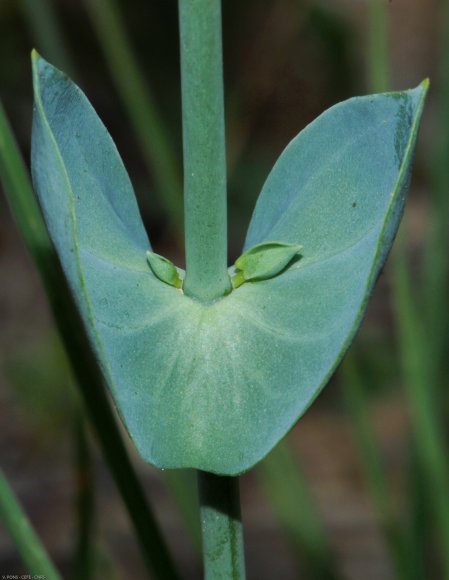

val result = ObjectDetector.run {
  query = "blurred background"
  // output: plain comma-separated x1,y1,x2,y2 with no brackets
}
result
0,0,448,579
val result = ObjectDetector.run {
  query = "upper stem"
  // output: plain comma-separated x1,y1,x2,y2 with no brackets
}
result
179,0,231,301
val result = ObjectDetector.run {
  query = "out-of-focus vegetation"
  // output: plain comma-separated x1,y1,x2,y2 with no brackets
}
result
0,1,448,579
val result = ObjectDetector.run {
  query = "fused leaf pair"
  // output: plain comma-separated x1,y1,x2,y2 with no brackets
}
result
31,52,427,475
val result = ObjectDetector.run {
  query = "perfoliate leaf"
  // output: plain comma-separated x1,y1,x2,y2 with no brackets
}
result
31,53,427,475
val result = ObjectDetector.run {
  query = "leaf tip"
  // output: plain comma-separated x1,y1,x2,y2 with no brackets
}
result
31,49,41,78
408,78,430,104
420,78,430,92
31,51,67,87
31,50,49,91
31,49,48,73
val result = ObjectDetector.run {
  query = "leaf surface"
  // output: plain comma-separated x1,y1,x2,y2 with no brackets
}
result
31,54,427,474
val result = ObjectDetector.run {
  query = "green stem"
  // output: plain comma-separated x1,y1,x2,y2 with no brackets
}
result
0,468,61,579
198,472,246,579
179,0,231,301
83,0,183,228
367,0,390,93
0,102,179,580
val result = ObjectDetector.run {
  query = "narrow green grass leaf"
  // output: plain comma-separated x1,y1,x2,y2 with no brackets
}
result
342,356,415,580
392,238,449,578
83,0,183,226
0,101,51,275
364,3,431,577
0,469,61,579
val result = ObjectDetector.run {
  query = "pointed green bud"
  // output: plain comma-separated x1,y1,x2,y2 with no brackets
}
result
232,241,303,288
147,251,183,289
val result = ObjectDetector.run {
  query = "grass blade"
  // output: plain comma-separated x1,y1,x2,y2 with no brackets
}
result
366,0,449,575
0,105,50,274
341,356,416,580
83,0,183,227
364,2,439,577
0,468,61,579
392,237,449,579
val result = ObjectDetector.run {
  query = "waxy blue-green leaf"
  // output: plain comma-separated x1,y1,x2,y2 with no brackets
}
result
31,53,427,475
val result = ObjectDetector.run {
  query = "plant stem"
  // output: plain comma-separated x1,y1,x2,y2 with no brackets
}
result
178,0,231,301
0,102,179,580
198,472,246,579
0,468,61,579
178,3,241,570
